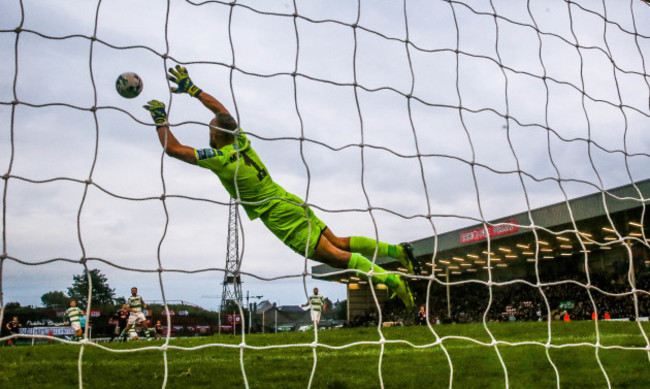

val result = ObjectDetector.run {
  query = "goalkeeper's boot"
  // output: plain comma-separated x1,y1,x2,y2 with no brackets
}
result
398,242,421,275
386,274,415,310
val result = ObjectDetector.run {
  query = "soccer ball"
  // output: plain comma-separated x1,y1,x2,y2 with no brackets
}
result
115,72,143,98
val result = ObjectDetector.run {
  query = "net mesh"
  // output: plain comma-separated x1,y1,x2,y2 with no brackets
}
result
1,0,650,388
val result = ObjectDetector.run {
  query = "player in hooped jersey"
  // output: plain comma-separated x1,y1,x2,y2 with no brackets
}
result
302,287,326,325
65,300,84,341
142,66,420,310
122,287,149,340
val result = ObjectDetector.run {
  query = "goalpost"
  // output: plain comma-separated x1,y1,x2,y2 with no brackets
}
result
1,0,650,388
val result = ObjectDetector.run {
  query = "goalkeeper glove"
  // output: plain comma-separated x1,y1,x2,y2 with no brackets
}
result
168,65,202,97
143,100,168,126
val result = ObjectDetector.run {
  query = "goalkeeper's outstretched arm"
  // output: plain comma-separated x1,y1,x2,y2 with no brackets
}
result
196,90,230,116
143,100,197,165
167,65,230,116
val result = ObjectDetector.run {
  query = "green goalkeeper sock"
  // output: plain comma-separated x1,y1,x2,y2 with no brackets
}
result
347,253,399,289
350,236,401,259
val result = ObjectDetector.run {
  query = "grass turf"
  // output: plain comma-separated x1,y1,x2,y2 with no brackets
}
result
1,321,649,388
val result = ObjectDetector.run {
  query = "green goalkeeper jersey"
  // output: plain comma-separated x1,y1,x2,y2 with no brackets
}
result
195,132,283,220
66,307,83,323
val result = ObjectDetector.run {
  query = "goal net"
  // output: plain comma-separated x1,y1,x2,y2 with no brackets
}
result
1,0,649,388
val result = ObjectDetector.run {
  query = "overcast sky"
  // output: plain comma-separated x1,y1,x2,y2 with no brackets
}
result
1,0,649,311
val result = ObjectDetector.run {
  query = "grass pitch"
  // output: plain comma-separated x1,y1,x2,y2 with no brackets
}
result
1,321,649,388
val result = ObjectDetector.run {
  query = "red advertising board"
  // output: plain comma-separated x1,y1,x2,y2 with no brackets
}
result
460,219,518,243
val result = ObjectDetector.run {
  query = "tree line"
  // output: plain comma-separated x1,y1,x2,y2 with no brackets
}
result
38,269,123,309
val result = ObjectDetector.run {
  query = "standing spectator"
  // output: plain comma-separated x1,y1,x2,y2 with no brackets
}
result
154,320,164,339
417,306,427,325
79,313,87,337
302,287,325,327
5,316,21,346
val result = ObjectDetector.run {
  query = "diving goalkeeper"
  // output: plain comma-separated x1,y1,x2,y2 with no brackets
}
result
143,66,418,309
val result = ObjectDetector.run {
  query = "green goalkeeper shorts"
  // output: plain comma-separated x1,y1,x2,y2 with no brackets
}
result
259,191,327,258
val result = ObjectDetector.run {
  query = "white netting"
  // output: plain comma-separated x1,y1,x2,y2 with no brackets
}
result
1,0,650,388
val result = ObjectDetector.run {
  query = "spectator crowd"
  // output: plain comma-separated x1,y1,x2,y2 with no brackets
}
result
417,269,650,324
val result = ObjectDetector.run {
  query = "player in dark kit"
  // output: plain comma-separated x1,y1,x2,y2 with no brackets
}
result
5,317,21,346
142,65,420,309
111,304,129,342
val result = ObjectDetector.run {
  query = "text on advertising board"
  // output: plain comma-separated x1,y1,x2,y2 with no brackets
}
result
460,219,518,243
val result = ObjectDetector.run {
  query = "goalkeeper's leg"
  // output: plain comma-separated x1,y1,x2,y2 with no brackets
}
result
313,235,414,310
347,253,415,310
323,230,420,274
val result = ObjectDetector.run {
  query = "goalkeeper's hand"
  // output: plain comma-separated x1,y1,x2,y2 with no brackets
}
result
168,65,202,97
143,100,168,125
